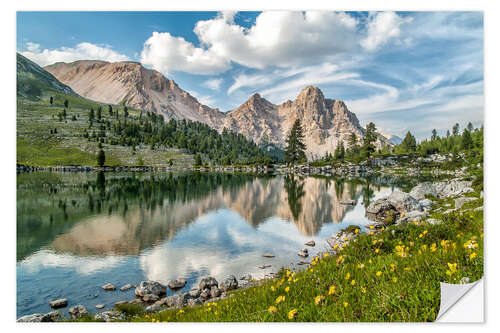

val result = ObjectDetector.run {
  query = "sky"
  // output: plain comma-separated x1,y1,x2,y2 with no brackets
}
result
17,11,484,139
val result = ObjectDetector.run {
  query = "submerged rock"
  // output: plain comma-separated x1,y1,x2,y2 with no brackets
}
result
168,278,187,290
102,283,116,291
49,298,68,309
262,253,275,258
304,240,316,247
96,304,105,309
119,284,132,291
17,314,45,323
135,281,167,297
298,248,309,258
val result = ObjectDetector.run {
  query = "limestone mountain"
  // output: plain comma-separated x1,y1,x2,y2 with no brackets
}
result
44,59,392,157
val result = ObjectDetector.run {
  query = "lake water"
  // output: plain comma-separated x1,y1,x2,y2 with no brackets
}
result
17,171,396,318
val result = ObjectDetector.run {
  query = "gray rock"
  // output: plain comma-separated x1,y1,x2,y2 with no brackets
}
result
400,210,428,223
68,305,88,319
17,313,45,322
340,200,356,205
145,303,162,313
455,197,475,209
42,311,62,322
187,298,204,307
387,191,422,212
143,293,160,303
366,198,398,223
240,274,252,281
298,248,309,257
168,278,187,290
188,288,201,298
95,311,126,322
443,208,457,215
200,289,210,300
164,292,190,308
409,182,437,200
262,253,275,258
435,180,473,198
96,304,105,309
49,298,68,308
210,286,221,298
304,240,316,247
102,283,116,291
426,218,442,225
119,284,132,291
220,275,238,292
199,277,218,290
129,298,143,305
135,281,167,297
420,198,433,210
114,301,128,307
259,264,271,269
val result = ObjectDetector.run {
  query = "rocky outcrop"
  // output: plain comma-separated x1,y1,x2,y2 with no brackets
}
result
17,311,62,323
366,190,422,224
135,281,167,297
68,305,88,319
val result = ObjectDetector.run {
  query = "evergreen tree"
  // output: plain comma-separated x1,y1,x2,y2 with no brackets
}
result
64,99,69,108
194,153,202,166
97,106,102,120
62,108,67,120
124,106,129,118
467,122,474,132
348,133,357,149
285,119,307,165
462,129,473,150
431,129,438,141
108,105,113,116
452,123,460,136
49,96,53,105
362,122,377,158
96,149,105,167
401,131,417,152
446,130,450,138
89,108,95,121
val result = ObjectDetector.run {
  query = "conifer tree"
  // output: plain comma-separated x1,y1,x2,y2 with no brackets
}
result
285,119,307,165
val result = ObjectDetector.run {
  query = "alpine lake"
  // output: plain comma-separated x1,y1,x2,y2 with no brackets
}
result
17,170,412,318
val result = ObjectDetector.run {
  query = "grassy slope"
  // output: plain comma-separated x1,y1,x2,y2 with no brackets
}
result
17,97,193,167
68,185,483,323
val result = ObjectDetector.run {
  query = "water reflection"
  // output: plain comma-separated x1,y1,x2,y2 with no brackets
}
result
17,171,397,317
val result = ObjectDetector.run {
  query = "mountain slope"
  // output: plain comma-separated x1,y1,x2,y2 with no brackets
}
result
44,58,392,157
17,53,77,99
44,60,225,127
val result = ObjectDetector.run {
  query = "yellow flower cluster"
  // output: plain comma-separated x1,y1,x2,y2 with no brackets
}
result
275,295,286,304
288,309,298,319
268,306,278,313
285,286,290,293
315,295,325,305
395,245,409,257
376,271,382,277
446,262,458,276
328,285,336,295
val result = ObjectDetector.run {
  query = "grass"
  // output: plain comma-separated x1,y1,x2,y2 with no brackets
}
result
113,194,483,322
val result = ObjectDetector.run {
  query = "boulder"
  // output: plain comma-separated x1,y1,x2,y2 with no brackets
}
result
199,277,218,290
365,198,398,223
200,289,210,300
240,274,252,281
400,210,428,223
119,284,132,291
17,314,45,322
420,199,433,210
49,298,68,309
298,248,309,258
95,311,126,322
68,305,88,319
187,298,204,307
143,293,160,303
164,292,190,308
188,288,202,298
220,275,238,292
455,197,475,209
167,278,187,290
42,311,62,322
210,286,221,298
409,182,437,200
426,218,442,225
101,283,116,291
304,240,316,247
387,191,422,212
135,281,167,297
145,303,162,313
262,253,275,258
327,230,356,249
96,304,105,309
435,180,473,197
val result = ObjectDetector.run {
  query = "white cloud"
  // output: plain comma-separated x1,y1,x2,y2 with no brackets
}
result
361,12,412,51
141,11,359,75
20,42,130,66
140,32,230,75
203,77,223,91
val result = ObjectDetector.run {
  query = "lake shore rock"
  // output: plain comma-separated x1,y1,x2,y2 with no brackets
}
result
168,278,187,290
68,305,88,319
102,283,116,291
135,281,167,297
49,298,67,309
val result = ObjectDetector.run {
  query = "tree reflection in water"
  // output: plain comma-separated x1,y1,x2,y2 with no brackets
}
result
284,174,306,221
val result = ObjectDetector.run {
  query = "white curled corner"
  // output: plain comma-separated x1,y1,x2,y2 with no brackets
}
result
436,278,484,322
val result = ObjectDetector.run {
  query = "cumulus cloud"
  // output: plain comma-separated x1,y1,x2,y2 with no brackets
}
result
140,32,230,75
141,11,359,75
203,77,223,91
20,42,130,66
360,12,412,51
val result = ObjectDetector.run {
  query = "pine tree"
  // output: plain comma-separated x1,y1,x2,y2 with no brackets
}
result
431,129,438,141
49,96,53,105
124,106,129,118
467,122,474,132
64,99,69,108
97,106,102,120
89,108,95,121
462,129,473,150
96,149,105,167
285,119,307,165
194,153,202,166
402,131,417,152
108,105,113,116
452,123,460,136
362,122,377,158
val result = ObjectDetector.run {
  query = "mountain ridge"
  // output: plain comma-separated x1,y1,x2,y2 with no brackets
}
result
43,58,392,157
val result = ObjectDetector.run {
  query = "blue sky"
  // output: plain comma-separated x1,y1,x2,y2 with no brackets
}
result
17,11,483,139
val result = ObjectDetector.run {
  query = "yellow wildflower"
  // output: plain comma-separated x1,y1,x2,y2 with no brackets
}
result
288,309,298,319
446,262,458,276
345,272,350,280
470,252,477,260
423,230,428,235
343,302,349,308
375,248,380,253
268,306,278,313
314,295,325,305
392,277,398,283
361,287,366,294
177,309,184,314
355,228,359,234
351,279,356,286
275,295,286,304
328,285,336,295
286,269,291,277
285,286,290,293
376,271,382,277
270,286,275,291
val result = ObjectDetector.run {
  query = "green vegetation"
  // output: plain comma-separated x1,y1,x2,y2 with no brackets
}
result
119,194,483,322
285,119,307,165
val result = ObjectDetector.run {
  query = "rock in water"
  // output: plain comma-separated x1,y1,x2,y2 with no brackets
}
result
135,281,167,297
199,277,218,290
220,275,238,292
259,264,271,269
304,240,315,247
262,253,275,258
298,248,309,257
102,283,116,291
68,305,88,319
387,191,422,213
96,304,105,309
119,284,132,291
168,278,187,290
49,298,68,309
